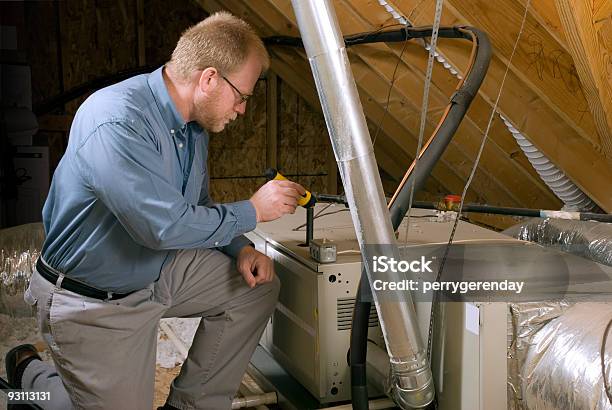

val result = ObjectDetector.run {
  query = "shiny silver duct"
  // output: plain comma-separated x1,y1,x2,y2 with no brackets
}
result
521,302,612,409
0,223,45,317
507,301,573,409
289,1,434,408
505,216,612,408
504,218,612,266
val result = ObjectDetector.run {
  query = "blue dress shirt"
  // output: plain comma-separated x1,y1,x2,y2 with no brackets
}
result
41,66,257,292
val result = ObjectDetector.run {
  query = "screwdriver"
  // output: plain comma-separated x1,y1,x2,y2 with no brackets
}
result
264,168,316,208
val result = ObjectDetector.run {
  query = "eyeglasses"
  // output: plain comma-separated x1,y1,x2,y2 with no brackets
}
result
221,75,252,104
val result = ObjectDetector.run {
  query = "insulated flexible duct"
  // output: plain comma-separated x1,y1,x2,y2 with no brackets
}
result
507,301,573,409
503,218,612,266
521,303,612,410
501,116,599,211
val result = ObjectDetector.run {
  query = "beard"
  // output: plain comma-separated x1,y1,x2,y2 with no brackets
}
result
192,89,234,133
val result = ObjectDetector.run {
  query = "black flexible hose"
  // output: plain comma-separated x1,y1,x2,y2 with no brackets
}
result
263,26,471,48
349,276,372,410
0,376,12,391
388,27,491,228
412,201,612,222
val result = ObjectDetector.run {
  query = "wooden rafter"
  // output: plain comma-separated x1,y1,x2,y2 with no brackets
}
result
254,0,528,206
196,0,489,204
517,0,567,48
340,0,561,208
555,0,612,158
440,0,603,152
394,0,612,211
271,46,470,199
197,0,611,213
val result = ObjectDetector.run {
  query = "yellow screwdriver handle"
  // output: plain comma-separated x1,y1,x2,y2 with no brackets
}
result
264,168,315,208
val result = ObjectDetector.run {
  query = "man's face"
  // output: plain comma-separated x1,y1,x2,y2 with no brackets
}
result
194,53,262,132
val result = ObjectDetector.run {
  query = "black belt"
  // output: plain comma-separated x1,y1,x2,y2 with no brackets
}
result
36,258,136,301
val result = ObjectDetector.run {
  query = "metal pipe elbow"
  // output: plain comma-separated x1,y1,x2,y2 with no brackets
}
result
391,359,435,408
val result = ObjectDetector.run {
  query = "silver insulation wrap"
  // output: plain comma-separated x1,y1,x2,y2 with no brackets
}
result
504,218,612,266
0,223,45,317
507,301,573,409
521,303,612,410
505,218,612,408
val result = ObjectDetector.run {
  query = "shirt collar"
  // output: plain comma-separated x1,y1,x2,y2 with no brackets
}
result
147,66,203,135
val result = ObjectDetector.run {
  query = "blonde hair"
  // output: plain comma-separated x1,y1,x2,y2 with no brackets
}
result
169,11,270,79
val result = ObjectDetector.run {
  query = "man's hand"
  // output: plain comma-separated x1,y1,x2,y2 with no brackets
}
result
236,246,275,288
249,180,306,222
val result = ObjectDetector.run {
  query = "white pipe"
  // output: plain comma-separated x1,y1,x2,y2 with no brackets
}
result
160,322,276,410
324,398,397,410
501,115,598,211
238,372,270,410
231,393,277,409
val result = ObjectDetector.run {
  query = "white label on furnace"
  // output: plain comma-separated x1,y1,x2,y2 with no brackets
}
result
465,303,480,335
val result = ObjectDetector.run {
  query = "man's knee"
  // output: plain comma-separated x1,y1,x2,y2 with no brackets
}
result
257,275,280,314
269,275,281,295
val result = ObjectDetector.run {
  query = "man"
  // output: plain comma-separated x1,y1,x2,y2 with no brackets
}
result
5,12,305,410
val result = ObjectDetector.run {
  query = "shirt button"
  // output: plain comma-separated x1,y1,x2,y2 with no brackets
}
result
214,241,219,246
170,129,175,134
178,143,184,148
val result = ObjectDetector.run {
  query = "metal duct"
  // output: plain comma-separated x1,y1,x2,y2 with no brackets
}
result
505,220,612,408
503,218,612,266
521,302,612,410
289,1,434,408
501,116,599,211
507,301,573,409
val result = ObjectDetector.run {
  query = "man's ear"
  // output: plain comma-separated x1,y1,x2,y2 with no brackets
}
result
198,67,218,94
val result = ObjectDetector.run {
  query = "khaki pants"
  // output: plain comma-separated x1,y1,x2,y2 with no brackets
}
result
21,248,280,410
